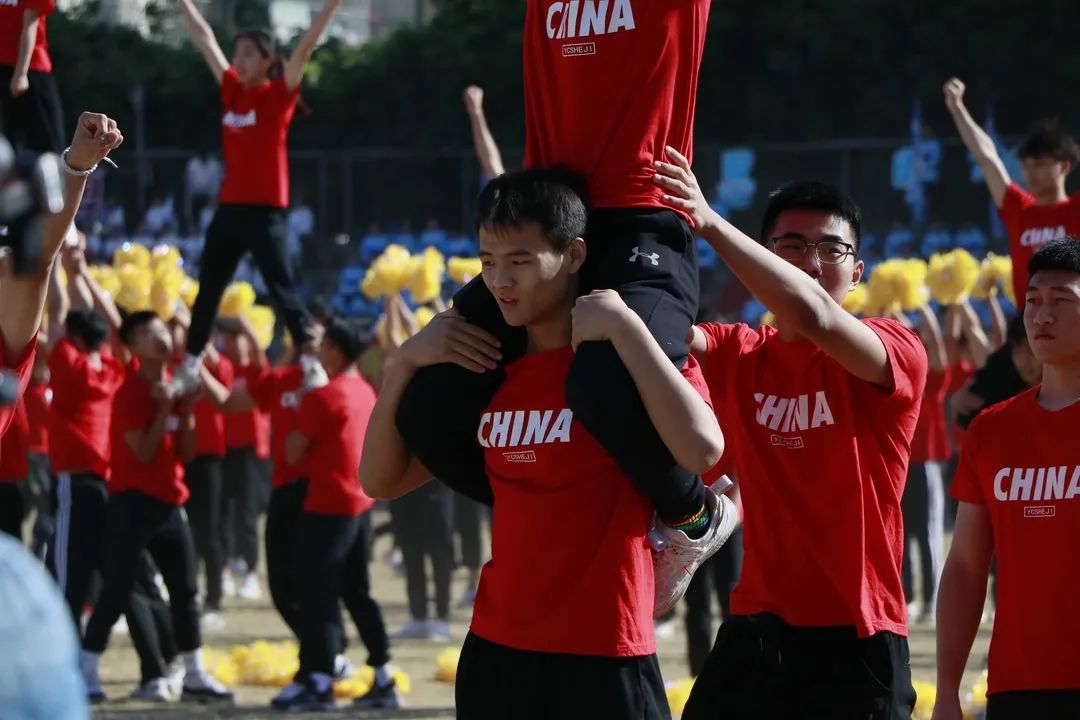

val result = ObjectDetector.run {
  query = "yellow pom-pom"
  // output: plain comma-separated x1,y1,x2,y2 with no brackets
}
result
842,283,868,315
434,647,460,683
867,261,902,316
895,258,929,311
115,263,152,312
150,244,182,273
244,305,276,351
973,253,1014,302
911,680,937,720
927,249,979,306
179,277,199,308
220,282,256,319
665,678,696,717
760,311,776,328
448,257,482,285
150,283,178,322
113,242,150,269
88,266,121,299
361,245,414,300
414,306,436,330
407,247,446,304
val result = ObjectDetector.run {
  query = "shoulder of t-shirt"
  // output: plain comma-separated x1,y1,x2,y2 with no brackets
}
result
221,67,242,101
861,316,928,394
1000,181,1035,215
699,322,760,356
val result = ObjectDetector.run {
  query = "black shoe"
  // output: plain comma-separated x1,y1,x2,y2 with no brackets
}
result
271,683,335,712
353,679,402,709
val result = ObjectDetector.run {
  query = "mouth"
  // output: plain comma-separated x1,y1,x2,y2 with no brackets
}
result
496,296,519,309
1033,333,1055,341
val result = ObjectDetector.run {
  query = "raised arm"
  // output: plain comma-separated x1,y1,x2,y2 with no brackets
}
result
943,78,1010,208
915,303,948,373
572,290,724,474
655,147,893,387
463,86,506,179
9,9,41,98
955,299,993,369
359,308,500,500
0,113,123,366
282,0,343,91
177,0,229,85
44,257,68,350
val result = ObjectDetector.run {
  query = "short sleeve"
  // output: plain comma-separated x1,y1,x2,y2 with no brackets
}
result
220,67,243,106
270,76,300,113
699,322,757,366
863,318,928,402
998,182,1033,242
950,421,985,505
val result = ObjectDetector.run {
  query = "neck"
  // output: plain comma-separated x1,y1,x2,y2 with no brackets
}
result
1036,185,1068,205
138,358,165,382
1037,361,1080,411
526,299,574,353
329,363,356,378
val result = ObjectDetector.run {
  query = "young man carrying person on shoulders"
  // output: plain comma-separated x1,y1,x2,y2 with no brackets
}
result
653,151,927,719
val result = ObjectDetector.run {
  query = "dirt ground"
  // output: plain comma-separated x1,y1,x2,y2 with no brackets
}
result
92,510,992,719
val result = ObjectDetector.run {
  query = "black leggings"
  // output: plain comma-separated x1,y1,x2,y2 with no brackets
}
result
185,455,225,610
396,208,705,523
266,481,305,639
296,511,390,675
391,481,454,621
186,204,313,355
0,66,64,154
221,446,264,572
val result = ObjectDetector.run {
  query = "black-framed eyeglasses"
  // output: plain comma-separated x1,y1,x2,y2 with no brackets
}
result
767,237,856,265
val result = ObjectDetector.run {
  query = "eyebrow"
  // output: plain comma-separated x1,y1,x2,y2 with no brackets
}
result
479,249,532,257
770,232,851,244
1027,285,1080,292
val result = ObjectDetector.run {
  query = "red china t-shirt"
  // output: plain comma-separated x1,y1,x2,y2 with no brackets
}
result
109,366,189,506
0,398,29,482
218,67,298,208
998,183,1080,305
523,0,710,211
193,355,234,458
910,367,951,463
295,372,376,516
246,364,305,489
472,348,710,657
0,0,54,73
47,339,126,479
698,318,927,638
951,388,1080,695
25,380,49,454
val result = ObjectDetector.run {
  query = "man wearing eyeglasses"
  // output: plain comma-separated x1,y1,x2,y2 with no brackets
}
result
652,155,927,720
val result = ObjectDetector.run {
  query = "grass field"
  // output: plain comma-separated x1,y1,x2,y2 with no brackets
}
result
91,510,992,719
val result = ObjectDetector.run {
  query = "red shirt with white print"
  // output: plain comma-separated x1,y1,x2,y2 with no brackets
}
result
193,354,234,458
109,365,189,506
998,183,1080,305
951,388,1080,695
245,364,305,489
218,68,299,208
295,371,376,516
523,0,710,211
698,318,927,638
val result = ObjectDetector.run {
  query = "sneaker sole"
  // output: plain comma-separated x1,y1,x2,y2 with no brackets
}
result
181,690,235,704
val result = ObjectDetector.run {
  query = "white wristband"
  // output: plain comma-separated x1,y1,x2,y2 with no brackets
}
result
60,147,98,176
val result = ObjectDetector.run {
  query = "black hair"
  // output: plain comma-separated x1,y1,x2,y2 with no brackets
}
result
323,317,372,364
760,181,862,251
474,167,589,252
1028,237,1080,278
119,310,158,348
1018,120,1080,167
233,28,312,117
1006,314,1029,348
307,296,334,324
64,308,109,352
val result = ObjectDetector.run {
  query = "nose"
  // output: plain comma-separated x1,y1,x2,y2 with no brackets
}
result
798,252,823,279
489,264,514,290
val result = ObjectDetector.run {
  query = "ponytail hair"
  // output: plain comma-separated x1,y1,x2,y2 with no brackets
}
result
234,28,312,118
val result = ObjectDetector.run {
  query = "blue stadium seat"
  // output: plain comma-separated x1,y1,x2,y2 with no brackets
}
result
338,266,366,296
358,233,391,264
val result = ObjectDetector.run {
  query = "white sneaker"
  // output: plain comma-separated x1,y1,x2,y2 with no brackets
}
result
333,653,356,680
130,677,175,702
238,573,262,601
300,354,329,391
181,667,234,703
222,570,237,599
112,614,129,635
200,611,225,633
165,657,186,697
650,477,739,618
427,619,451,642
392,618,433,639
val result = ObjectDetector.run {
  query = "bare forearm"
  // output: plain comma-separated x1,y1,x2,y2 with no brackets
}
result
988,294,1006,349
358,358,424,498
199,367,231,407
468,109,506,179
178,0,214,44
83,271,123,331
947,103,1008,205
918,305,948,372
960,303,992,367
610,314,724,474
13,14,38,78
935,560,989,700
46,261,68,345
297,0,341,56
